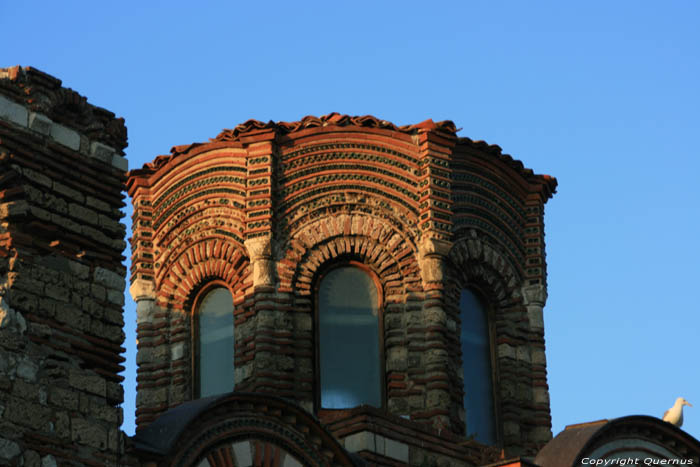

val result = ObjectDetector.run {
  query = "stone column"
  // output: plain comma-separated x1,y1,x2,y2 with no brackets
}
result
244,236,274,288
416,237,456,433
521,283,552,446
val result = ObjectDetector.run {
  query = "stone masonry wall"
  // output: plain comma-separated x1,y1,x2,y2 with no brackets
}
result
0,66,128,466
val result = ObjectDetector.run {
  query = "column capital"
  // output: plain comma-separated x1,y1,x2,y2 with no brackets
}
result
129,278,155,302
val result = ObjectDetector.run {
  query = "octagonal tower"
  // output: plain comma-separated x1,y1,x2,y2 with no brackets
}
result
127,113,556,463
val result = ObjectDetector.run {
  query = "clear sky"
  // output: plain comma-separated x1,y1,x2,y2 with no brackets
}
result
3,1,699,442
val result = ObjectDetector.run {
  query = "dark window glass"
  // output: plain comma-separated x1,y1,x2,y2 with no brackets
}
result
319,266,381,408
198,287,234,397
460,289,496,444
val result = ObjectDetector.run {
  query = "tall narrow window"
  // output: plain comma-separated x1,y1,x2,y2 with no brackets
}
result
318,265,381,408
460,289,496,444
198,287,235,397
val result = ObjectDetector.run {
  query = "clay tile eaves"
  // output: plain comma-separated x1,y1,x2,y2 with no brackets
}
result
457,136,558,197
130,113,460,175
213,113,458,142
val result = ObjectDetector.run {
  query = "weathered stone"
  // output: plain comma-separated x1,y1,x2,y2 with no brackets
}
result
106,289,124,306
112,153,128,171
51,212,82,234
16,358,38,381
0,200,29,218
45,283,69,303
94,267,125,291
41,454,57,467
89,141,114,163
50,386,79,411
23,167,53,189
50,123,80,150
71,417,107,450
24,449,41,467
0,298,27,334
426,389,449,408
54,411,70,439
68,203,98,225
0,94,28,127
85,195,110,213
0,437,20,461
171,342,184,361
53,182,85,204
244,236,274,287
4,397,51,430
69,369,106,397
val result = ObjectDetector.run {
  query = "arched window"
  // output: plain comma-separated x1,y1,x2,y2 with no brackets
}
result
196,286,235,398
317,264,382,409
460,288,496,444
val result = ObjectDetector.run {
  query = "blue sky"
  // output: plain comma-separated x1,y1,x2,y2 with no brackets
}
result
3,1,699,441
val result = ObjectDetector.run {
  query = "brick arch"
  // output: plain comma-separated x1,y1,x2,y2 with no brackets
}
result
157,238,250,308
447,229,522,306
446,230,535,449
278,213,421,297
155,208,246,286
277,192,421,251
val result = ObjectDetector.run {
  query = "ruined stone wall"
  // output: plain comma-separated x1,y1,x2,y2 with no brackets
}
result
128,114,557,459
0,66,128,465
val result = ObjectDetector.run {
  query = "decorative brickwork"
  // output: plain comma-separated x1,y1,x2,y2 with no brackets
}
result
0,66,128,465
127,113,557,462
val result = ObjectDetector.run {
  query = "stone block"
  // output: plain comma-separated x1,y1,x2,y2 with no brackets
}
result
54,182,85,204
0,298,27,334
91,284,106,300
426,389,449,408
54,411,70,439
28,112,52,135
0,437,20,461
386,346,408,371
5,397,51,430
69,369,106,397
29,206,52,221
51,213,82,234
98,213,123,234
533,387,550,405
384,437,409,463
49,386,79,411
24,449,41,467
106,381,124,404
45,283,70,303
68,203,98,225
85,196,111,213
0,94,28,127
112,154,128,171
41,454,57,467
171,342,184,361
424,306,446,325
232,441,253,467
0,200,29,218
94,267,125,291
89,141,114,163
71,417,107,450
516,346,531,363
108,427,121,453
16,357,38,381
343,430,374,453
103,307,123,325
50,123,80,151
136,387,167,407
498,343,516,360
106,289,124,306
